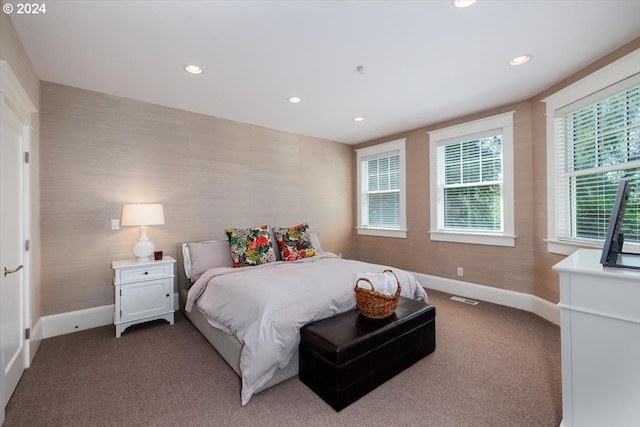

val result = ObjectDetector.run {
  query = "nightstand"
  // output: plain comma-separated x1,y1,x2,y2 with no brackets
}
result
112,256,176,338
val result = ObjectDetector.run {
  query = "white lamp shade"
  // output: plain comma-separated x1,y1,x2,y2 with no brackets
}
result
121,204,165,226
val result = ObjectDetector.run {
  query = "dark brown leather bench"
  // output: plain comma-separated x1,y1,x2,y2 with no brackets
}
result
299,297,436,411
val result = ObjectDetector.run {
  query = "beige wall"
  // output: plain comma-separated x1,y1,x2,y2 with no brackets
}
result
0,9,41,325
354,37,640,304
39,82,353,316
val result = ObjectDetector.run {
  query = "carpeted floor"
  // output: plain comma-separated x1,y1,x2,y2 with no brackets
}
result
4,289,562,426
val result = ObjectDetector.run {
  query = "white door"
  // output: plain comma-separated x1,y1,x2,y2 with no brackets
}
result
0,64,32,422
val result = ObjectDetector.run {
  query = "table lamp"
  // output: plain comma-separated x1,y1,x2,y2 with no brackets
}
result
121,203,165,261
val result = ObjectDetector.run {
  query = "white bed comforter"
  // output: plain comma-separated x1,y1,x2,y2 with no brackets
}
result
185,252,428,405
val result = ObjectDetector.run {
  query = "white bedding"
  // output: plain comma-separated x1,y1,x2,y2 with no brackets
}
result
185,252,428,405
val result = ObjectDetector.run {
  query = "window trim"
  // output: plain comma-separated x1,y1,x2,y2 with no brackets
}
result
543,48,640,255
428,111,516,247
356,138,407,238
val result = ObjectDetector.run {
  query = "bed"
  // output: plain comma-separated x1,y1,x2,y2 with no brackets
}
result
177,230,428,406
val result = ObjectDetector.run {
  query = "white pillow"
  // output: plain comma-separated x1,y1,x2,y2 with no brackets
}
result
309,230,322,253
183,239,234,282
182,243,192,278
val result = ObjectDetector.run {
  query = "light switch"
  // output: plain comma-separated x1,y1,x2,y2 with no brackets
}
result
111,219,120,230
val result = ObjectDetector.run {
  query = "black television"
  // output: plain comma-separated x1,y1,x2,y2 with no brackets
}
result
600,179,640,270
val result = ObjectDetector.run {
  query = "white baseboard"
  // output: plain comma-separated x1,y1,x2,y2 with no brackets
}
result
40,293,181,339
412,272,560,325
38,278,558,341
29,317,43,363
42,305,115,339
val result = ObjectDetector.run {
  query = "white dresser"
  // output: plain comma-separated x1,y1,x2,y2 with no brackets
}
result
112,256,176,338
553,249,640,427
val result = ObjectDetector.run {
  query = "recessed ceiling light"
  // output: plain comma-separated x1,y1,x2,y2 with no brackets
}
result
510,54,532,66
354,116,365,122
184,64,203,75
288,96,302,104
454,0,476,8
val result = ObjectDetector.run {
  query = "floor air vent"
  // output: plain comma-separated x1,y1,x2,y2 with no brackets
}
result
450,296,479,305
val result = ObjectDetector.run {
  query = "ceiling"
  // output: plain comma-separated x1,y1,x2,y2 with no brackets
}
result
7,1,640,145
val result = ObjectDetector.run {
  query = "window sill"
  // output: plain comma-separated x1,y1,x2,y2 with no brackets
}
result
357,227,407,239
545,239,599,256
546,238,640,256
429,230,516,247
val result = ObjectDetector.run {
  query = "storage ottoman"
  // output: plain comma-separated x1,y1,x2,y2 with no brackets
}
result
299,297,436,411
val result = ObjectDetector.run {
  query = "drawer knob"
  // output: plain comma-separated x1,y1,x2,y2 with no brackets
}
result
166,294,170,297
144,271,149,275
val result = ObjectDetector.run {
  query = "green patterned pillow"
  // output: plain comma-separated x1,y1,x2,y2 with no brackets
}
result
273,223,316,262
225,225,277,267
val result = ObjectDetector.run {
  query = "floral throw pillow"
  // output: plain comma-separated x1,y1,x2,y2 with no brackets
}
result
225,225,277,267
273,223,316,262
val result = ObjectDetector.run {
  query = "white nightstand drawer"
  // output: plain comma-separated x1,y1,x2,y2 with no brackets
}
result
116,263,173,284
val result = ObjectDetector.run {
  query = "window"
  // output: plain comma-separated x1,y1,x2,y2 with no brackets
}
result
553,77,640,252
356,139,406,238
428,112,515,246
544,50,640,255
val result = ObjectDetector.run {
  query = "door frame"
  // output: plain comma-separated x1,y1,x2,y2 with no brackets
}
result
0,60,37,422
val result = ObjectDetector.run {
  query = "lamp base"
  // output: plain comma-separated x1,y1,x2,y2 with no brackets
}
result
131,240,155,261
131,225,155,261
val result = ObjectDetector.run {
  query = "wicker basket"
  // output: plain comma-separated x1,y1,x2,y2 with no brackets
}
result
354,269,401,319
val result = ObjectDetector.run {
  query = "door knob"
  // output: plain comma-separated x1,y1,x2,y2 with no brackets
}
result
4,265,24,277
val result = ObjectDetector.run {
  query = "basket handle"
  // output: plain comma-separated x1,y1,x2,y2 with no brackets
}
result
382,269,399,284
383,269,401,296
355,277,375,291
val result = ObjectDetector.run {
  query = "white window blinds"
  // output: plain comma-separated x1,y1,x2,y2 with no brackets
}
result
356,138,406,238
429,111,514,246
555,79,640,245
437,134,503,231
364,154,400,227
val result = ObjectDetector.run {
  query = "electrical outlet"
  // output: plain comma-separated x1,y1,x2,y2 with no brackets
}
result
457,267,464,277
111,219,120,230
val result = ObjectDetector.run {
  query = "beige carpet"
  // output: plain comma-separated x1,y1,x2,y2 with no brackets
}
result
4,289,562,426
